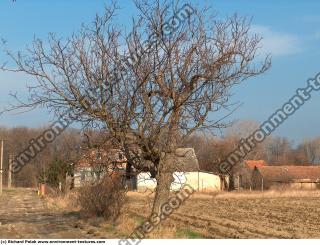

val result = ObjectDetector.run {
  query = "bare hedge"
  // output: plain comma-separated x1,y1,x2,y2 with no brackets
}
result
78,174,126,221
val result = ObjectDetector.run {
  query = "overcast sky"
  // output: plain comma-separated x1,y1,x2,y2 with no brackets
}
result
0,0,320,144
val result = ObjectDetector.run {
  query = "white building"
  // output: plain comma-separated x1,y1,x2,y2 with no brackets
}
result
137,171,222,192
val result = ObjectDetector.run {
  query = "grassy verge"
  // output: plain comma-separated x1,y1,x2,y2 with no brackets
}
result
175,229,204,238
3,188,18,193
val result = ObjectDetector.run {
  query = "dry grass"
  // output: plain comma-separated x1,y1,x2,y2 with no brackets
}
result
113,213,139,237
214,189,320,199
43,189,320,238
3,187,320,238
123,190,320,238
45,190,80,211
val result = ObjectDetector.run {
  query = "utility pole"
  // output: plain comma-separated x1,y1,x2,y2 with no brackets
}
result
0,139,4,195
8,153,13,189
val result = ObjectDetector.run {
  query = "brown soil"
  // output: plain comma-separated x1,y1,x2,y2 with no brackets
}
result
1,188,320,239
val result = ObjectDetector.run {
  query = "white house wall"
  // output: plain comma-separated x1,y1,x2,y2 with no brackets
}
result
74,167,102,187
137,171,221,192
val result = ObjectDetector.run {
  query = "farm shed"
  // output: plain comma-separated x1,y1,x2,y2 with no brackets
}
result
136,148,223,192
137,171,222,192
245,160,266,169
251,166,320,190
232,160,267,190
72,147,201,190
137,148,202,191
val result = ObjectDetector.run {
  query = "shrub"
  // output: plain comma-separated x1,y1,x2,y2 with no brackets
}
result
39,159,72,188
78,174,126,221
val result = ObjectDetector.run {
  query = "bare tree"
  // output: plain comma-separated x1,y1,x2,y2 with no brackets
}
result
0,126,81,187
265,136,294,164
226,119,273,160
1,1,270,215
301,137,320,164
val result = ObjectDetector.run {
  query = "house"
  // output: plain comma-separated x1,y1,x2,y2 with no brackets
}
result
72,146,223,192
251,165,320,190
72,147,127,188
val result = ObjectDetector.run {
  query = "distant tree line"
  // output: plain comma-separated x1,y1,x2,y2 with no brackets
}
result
1,119,319,188
0,126,81,187
185,120,320,172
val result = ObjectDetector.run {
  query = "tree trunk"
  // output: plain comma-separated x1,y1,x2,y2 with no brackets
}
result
151,171,174,215
151,120,178,216
151,153,174,216
228,173,235,191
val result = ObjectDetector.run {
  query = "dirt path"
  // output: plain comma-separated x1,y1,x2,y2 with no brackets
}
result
0,188,106,239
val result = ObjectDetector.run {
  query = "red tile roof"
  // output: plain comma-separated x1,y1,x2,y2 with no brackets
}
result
255,166,320,182
245,160,266,169
75,148,127,169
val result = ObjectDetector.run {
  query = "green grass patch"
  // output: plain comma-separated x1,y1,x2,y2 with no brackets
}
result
175,229,204,238
3,189,17,193
129,213,145,225
105,224,116,232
